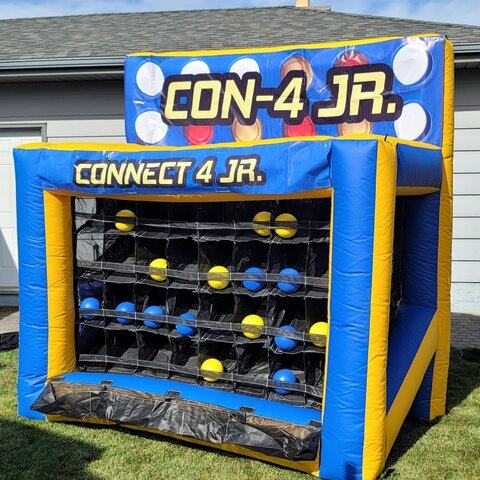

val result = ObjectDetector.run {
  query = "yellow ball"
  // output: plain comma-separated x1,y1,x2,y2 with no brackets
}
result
115,209,136,232
200,358,224,382
241,314,265,339
149,258,168,282
309,322,328,347
275,213,298,238
252,211,271,237
207,266,230,290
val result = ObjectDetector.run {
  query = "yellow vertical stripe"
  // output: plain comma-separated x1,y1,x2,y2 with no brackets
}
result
362,140,397,479
321,196,334,432
44,191,76,379
385,315,438,453
430,39,454,419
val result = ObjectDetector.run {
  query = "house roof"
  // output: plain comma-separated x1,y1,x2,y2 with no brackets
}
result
1,6,479,80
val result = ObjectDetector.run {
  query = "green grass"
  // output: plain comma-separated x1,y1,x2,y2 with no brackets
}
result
0,349,479,480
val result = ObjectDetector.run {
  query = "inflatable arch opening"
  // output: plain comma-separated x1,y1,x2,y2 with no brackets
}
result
14,33,453,480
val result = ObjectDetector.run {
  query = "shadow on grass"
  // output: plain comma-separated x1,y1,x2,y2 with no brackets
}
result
383,348,480,478
0,418,103,480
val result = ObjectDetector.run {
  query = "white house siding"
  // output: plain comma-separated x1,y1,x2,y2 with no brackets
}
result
0,80,125,143
453,69,480,314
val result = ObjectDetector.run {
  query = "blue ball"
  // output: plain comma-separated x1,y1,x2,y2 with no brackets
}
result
272,369,297,395
242,267,266,292
143,305,164,328
115,301,135,325
80,297,100,319
277,268,301,293
176,312,197,336
274,325,298,351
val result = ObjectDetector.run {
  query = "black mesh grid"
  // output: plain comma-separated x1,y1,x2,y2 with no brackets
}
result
74,197,330,408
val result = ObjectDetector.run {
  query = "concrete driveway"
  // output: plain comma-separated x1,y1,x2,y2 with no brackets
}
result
0,307,19,334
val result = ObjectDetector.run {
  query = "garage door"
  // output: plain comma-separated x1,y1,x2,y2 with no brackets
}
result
0,129,43,292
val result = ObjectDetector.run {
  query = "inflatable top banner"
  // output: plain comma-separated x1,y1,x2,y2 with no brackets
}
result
124,35,448,148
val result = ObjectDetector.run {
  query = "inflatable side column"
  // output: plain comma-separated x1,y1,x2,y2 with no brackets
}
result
320,138,397,480
14,149,49,419
14,149,76,419
410,39,454,421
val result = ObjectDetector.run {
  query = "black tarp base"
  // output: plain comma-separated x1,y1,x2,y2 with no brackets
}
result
0,332,18,352
32,378,321,461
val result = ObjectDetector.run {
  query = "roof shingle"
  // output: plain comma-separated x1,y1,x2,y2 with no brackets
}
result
0,6,479,61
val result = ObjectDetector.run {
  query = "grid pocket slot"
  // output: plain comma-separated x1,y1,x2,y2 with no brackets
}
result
135,201,170,240
198,341,236,392
233,200,277,243
268,352,309,406
169,289,200,338
168,203,198,239
234,242,269,296
77,276,104,303
199,292,235,343
234,295,268,346
198,202,234,242
136,237,168,288
77,324,106,357
136,284,168,333
137,332,171,378
167,238,199,289
269,297,306,355
105,330,138,371
304,353,325,409
306,243,329,298
77,324,107,372
235,344,269,398
198,240,234,294
270,199,313,244
268,243,308,297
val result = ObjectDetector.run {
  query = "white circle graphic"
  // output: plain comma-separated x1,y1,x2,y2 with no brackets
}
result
135,111,168,144
394,103,429,140
393,41,430,86
181,60,210,75
136,61,164,96
229,57,260,78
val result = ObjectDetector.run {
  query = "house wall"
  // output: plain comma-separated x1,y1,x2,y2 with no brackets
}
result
0,80,125,142
453,69,480,314
1,76,479,314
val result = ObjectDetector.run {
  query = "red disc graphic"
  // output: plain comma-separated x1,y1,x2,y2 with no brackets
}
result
184,125,214,145
335,50,369,67
283,116,316,137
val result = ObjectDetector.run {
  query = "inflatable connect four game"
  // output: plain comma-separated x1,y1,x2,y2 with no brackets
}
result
14,34,454,479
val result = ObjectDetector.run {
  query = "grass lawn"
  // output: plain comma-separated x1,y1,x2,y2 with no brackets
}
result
0,348,479,480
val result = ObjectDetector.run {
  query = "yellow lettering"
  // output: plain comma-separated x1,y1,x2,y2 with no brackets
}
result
164,81,191,121
176,160,193,185
75,163,91,185
221,79,255,120
106,162,127,186
236,158,256,183
191,80,221,120
350,71,386,116
315,74,348,118
158,161,177,185
124,162,144,185
141,162,160,185
219,159,238,184
90,164,107,185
